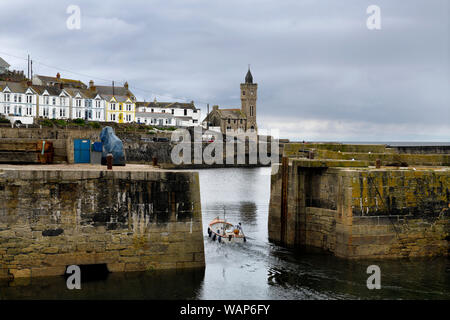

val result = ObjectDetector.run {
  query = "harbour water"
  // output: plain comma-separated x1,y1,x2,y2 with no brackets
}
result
0,167,449,299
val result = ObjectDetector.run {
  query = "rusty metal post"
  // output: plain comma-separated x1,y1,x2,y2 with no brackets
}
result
106,153,113,170
280,156,289,245
376,159,381,168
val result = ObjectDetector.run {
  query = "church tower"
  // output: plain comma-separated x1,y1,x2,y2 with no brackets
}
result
240,67,257,132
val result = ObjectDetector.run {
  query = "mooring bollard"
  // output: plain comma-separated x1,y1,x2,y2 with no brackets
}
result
107,153,113,170
376,159,381,168
152,157,158,166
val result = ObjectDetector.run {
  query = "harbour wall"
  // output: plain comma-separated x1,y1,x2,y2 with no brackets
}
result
0,127,272,167
0,165,204,279
268,158,450,259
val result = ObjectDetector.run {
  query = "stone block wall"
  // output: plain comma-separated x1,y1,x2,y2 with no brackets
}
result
269,159,450,259
0,167,204,279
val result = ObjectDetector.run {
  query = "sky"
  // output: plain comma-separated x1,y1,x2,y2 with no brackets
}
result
0,0,448,141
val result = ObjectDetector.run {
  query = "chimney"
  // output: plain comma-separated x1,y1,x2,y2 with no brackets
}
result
212,105,219,111
56,72,61,79
89,80,95,91
124,81,129,90
26,80,32,87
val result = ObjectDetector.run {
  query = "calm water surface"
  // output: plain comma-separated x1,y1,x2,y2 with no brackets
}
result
1,167,449,299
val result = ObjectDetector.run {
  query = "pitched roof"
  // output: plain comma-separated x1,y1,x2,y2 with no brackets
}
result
135,112,175,119
95,85,135,99
0,81,28,93
217,108,246,119
63,88,97,99
31,85,65,96
102,94,134,103
145,101,198,111
33,74,87,89
0,57,10,69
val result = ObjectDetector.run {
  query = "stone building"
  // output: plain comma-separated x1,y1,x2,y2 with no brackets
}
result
203,68,258,134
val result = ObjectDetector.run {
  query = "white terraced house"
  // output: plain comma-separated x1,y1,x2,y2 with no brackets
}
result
0,81,38,124
135,100,201,127
34,86,71,120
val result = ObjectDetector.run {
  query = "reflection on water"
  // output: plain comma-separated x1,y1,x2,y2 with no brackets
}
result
0,269,205,300
1,167,449,299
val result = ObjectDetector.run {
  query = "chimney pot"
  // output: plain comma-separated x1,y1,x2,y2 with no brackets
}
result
56,73,61,79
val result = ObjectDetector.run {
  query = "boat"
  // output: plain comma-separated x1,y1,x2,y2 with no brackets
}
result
207,216,247,243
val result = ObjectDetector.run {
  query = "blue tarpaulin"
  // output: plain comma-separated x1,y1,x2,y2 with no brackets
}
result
100,127,126,166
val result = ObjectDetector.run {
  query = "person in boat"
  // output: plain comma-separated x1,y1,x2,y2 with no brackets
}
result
233,222,242,235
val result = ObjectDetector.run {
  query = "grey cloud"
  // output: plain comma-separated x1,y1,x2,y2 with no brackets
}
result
0,0,448,140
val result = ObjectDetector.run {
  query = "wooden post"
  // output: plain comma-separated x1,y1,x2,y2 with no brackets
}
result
280,156,289,244
107,153,113,170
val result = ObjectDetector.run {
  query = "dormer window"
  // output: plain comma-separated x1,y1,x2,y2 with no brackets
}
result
242,91,245,96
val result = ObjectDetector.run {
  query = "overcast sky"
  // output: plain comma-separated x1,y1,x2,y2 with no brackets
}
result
0,0,448,141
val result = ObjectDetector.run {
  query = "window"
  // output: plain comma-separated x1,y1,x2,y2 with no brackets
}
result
240,119,243,124
111,103,116,110
27,95,32,103
242,91,245,96
228,118,230,124
250,106,254,117
4,93,10,102
61,97,65,106
52,97,56,105
76,99,81,107
44,96,49,105
171,109,174,114
14,95,17,102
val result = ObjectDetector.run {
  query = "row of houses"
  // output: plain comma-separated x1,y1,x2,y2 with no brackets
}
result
0,66,202,127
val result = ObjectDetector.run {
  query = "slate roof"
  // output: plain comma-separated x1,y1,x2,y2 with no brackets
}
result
217,108,246,119
135,112,175,119
30,85,63,96
0,57,10,69
95,85,135,99
103,94,134,103
202,107,247,124
145,101,198,111
0,81,29,93
64,88,98,99
33,74,87,89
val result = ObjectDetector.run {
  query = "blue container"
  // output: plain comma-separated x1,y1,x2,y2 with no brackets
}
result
74,139,91,163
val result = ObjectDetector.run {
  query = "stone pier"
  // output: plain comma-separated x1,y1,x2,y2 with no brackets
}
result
0,164,205,279
269,158,450,259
